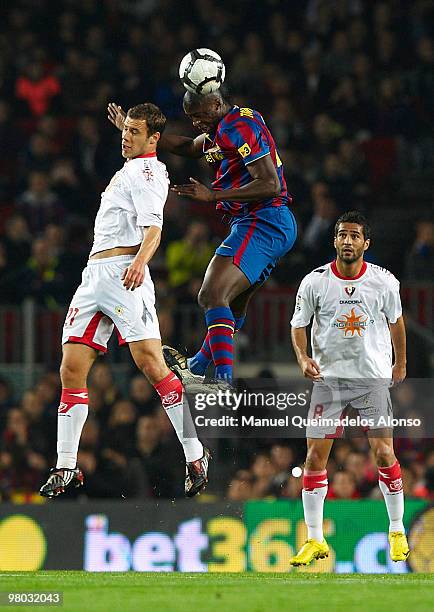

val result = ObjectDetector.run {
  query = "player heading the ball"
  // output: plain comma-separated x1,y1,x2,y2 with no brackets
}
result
108,49,297,386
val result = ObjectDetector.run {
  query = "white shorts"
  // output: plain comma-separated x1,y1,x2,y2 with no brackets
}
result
307,380,392,439
62,255,160,353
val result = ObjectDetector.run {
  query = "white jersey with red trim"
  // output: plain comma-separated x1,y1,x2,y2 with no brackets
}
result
90,153,169,256
290,261,402,378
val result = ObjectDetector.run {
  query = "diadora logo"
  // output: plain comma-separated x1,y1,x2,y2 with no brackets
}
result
295,293,302,311
345,285,356,297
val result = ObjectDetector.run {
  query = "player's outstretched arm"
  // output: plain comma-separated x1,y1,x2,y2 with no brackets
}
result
389,315,407,384
172,155,280,202
158,133,206,158
291,326,322,381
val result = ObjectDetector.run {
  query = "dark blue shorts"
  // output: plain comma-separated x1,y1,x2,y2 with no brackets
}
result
215,206,297,285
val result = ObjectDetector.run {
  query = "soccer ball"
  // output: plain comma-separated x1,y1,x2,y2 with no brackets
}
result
179,48,225,95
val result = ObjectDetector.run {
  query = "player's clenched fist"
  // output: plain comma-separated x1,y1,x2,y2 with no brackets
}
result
122,260,145,291
392,363,406,385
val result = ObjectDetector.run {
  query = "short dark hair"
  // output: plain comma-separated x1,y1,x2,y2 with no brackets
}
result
334,210,371,240
183,89,225,110
127,103,166,136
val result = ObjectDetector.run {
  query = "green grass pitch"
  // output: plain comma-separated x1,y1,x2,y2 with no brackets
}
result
0,572,432,611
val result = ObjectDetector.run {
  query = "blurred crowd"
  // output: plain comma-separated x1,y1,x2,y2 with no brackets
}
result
226,443,434,503
0,0,433,501
1,0,434,307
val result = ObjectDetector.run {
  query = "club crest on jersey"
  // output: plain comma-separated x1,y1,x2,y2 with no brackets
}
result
345,285,356,297
142,164,154,181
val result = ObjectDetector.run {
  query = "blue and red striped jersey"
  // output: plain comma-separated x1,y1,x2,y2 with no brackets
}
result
203,106,292,216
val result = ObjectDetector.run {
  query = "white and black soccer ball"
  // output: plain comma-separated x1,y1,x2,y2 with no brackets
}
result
179,48,225,95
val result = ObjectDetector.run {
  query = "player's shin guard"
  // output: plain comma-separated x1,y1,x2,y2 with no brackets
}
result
205,307,235,381
378,461,405,532
302,470,328,542
56,388,89,469
189,315,246,376
154,372,203,462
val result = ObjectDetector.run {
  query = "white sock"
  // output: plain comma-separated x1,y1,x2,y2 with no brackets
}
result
302,470,328,541
165,400,204,462
378,462,405,532
154,373,203,462
56,388,89,469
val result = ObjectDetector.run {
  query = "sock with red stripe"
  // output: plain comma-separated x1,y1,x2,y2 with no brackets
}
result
154,372,203,462
189,315,246,376
56,388,89,469
302,469,328,541
205,307,235,381
378,460,405,532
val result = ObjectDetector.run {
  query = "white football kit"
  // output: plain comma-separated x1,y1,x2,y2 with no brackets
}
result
291,260,402,437
62,153,169,351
